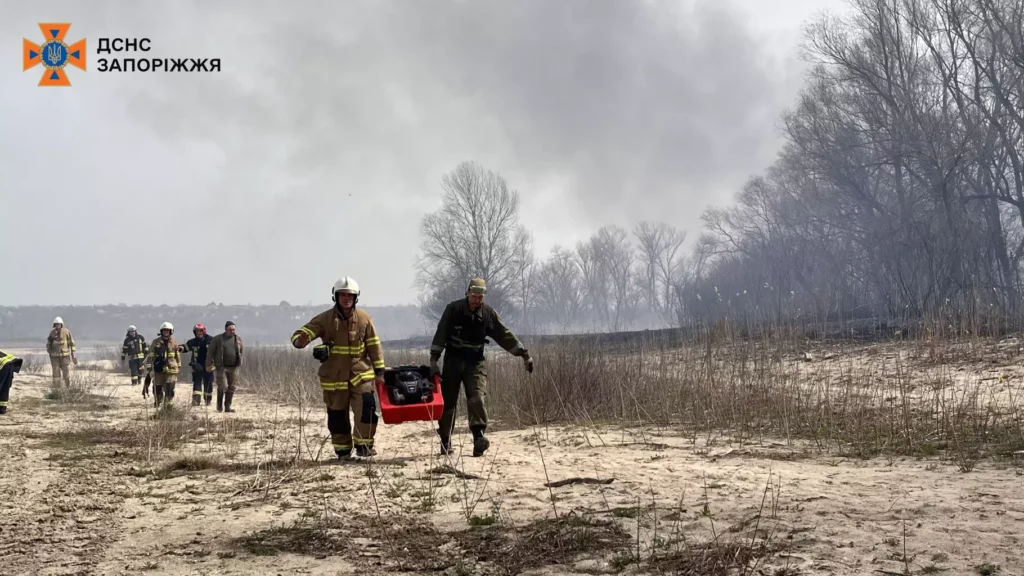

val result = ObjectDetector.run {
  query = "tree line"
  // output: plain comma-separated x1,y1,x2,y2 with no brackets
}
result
415,0,1024,335
0,304,425,347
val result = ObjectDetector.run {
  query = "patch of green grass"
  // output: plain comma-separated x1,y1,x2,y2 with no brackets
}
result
976,563,1001,575
467,514,498,526
155,455,221,478
611,506,640,519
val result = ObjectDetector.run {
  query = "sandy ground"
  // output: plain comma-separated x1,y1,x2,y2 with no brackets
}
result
1,357,1023,576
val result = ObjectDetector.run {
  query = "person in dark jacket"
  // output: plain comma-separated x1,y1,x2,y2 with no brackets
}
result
121,325,148,386
207,320,244,412
0,349,24,415
429,278,534,457
179,323,215,406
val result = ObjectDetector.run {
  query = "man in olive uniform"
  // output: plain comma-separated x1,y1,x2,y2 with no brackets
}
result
207,321,244,412
143,322,182,408
0,349,24,415
291,277,386,460
429,278,534,457
46,317,77,387
121,325,148,387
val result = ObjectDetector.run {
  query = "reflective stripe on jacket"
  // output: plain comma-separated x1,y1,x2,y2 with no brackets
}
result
292,307,385,391
46,327,75,358
144,336,181,375
122,333,148,359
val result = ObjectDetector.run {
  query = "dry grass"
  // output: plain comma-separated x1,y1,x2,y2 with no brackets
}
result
92,345,126,367
644,541,781,576
454,515,631,575
46,369,109,404
35,423,137,450
230,511,630,574
238,320,1024,470
16,353,47,375
127,405,262,462
9,315,1024,575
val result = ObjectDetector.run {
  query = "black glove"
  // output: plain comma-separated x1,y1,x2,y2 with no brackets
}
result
523,355,534,374
429,357,440,377
313,345,329,362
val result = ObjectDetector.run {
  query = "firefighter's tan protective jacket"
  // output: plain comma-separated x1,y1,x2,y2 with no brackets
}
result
291,308,385,391
144,336,182,375
46,327,76,358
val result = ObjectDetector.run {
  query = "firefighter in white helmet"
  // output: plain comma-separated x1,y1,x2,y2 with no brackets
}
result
46,316,76,387
291,277,386,459
121,325,148,387
143,322,182,408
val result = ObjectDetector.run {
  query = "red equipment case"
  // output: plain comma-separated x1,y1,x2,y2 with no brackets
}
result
377,372,445,425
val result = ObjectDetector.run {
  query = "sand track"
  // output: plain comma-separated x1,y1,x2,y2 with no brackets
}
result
1,356,1022,576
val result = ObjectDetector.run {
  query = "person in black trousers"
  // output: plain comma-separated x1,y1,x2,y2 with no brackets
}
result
179,323,215,406
0,350,24,415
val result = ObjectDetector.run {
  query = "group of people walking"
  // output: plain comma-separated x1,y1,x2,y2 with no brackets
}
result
121,320,244,412
1,275,536,461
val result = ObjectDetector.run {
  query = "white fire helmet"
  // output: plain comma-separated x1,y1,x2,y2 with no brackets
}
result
332,277,360,296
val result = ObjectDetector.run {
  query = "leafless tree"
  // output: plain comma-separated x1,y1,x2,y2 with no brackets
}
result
415,161,534,323
415,1,1024,335
633,221,687,325
532,246,585,333
575,226,638,331
682,0,1021,327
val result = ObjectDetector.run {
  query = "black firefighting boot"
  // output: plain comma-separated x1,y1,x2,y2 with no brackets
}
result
224,391,235,413
438,429,453,455
356,445,377,458
0,406,8,415
216,392,224,412
192,395,201,407
471,427,489,457
336,449,353,461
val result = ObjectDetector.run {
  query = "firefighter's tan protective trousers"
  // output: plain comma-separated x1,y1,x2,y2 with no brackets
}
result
50,356,71,387
323,381,378,453
153,373,177,407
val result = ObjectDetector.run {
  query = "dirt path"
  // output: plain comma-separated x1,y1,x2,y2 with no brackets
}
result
1,369,1022,575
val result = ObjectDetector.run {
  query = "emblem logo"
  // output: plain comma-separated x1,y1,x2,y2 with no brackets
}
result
24,23,86,86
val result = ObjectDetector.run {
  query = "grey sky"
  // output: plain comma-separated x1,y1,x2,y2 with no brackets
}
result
1,0,847,307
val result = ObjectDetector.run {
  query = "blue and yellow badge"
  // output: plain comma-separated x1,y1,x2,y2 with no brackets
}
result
23,23,86,87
